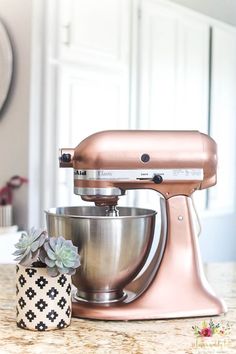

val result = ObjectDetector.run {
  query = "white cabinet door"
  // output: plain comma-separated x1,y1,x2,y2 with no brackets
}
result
56,0,131,206
59,0,130,71
209,26,236,212
138,0,209,133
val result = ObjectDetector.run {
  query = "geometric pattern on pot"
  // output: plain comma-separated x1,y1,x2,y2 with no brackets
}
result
16,264,72,331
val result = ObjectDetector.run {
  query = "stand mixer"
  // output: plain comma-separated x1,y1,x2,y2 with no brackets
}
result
46,130,227,320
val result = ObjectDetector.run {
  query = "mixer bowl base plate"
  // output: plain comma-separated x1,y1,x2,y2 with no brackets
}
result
73,290,127,304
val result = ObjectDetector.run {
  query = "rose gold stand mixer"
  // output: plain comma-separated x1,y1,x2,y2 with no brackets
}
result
46,130,227,320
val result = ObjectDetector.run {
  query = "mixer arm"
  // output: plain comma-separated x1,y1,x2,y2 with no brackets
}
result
125,194,200,299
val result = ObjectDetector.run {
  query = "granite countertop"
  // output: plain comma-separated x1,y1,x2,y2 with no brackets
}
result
0,263,235,354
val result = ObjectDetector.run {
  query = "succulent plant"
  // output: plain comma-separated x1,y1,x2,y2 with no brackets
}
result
13,228,48,266
40,237,81,277
13,229,80,277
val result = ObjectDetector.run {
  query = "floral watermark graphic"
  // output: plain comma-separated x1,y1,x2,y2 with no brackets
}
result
192,318,231,337
191,319,232,354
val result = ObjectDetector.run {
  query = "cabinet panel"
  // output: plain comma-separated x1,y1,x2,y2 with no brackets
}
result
59,0,130,70
139,0,209,133
209,26,236,211
177,18,209,130
139,9,177,128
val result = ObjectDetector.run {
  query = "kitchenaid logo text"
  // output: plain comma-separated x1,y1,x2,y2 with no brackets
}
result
98,171,112,177
74,170,87,176
74,170,114,179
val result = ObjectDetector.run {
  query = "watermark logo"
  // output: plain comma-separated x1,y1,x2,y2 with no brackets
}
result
191,319,232,354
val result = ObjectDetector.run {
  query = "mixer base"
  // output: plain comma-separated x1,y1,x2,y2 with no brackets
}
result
71,196,227,321
72,297,226,321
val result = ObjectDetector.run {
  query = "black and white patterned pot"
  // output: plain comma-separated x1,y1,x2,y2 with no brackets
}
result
16,264,72,331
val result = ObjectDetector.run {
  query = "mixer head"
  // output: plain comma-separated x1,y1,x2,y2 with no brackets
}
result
59,130,217,205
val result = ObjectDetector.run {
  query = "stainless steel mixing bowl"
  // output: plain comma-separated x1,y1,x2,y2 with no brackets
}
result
45,206,156,303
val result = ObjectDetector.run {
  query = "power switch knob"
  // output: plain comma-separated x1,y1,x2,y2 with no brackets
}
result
61,153,71,163
152,174,163,184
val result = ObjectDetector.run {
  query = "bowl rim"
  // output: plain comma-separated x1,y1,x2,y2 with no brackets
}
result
44,206,157,220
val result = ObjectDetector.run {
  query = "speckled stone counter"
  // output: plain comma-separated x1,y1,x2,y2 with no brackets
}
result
0,263,235,354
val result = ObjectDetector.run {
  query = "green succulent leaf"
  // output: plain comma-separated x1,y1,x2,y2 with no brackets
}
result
63,259,77,268
55,259,64,268
44,257,56,268
31,240,40,252
49,237,57,251
12,228,48,266
46,248,58,261
12,249,25,257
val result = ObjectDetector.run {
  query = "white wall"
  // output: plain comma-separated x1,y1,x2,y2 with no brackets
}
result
170,0,236,26
0,0,32,229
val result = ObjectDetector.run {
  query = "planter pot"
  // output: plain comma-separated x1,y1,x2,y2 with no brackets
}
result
16,264,72,331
